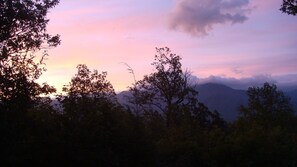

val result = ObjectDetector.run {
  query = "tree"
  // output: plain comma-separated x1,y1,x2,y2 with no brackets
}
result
130,47,197,113
0,0,60,111
0,0,60,61
58,64,152,166
0,1,60,164
62,64,115,99
58,64,118,146
230,83,297,167
280,0,297,15
239,82,295,128
59,64,117,121
129,47,224,128
0,54,56,111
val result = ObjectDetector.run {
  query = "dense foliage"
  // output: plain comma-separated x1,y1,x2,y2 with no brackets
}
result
129,47,224,129
281,0,297,15
0,0,60,112
1,1,297,166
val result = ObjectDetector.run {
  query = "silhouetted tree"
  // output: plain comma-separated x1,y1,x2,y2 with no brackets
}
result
62,64,115,99
0,0,60,111
58,64,118,149
281,0,297,15
59,64,117,120
228,83,297,167
0,1,60,165
130,48,193,121
0,0,60,61
58,64,152,166
0,55,56,112
239,82,295,129
130,47,224,129
128,47,227,166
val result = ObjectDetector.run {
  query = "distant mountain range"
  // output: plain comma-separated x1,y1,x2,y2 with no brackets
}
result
117,83,297,122
194,83,247,121
287,89,297,111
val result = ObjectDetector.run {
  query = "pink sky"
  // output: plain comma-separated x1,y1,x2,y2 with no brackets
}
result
38,0,297,92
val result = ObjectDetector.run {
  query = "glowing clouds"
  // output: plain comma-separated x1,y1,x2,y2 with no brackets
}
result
169,0,251,36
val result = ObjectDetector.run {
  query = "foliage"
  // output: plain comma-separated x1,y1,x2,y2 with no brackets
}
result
0,0,60,111
0,53,56,111
62,64,115,99
128,47,228,166
57,64,152,166
229,83,297,167
0,0,60,61
59,64,117,121
1,58,297,166
130,47,197,113
239,82,295,129
281,0,297,15
129,47,224,129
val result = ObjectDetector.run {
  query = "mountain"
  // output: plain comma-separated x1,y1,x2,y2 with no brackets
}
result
117,90,132,107
195,83,247,121
117,83,297,122
286,89,297,111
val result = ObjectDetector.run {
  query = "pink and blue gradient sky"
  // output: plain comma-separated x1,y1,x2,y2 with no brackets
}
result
38,0,297,92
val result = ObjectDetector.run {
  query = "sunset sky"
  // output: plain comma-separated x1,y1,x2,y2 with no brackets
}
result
39,0,297,92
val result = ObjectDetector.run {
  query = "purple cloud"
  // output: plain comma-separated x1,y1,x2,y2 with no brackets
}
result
169,0,251,36
195,75,276,89
188,73,297,91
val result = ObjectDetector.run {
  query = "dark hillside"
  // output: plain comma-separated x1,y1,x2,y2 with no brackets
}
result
195,83,248,121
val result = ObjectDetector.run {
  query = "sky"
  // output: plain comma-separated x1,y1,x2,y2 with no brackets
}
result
38,0,297,92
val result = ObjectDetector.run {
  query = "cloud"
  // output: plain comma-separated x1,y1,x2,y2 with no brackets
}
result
169,0,251,36
198,75,276,89
188,74,273,89
188,73,297,91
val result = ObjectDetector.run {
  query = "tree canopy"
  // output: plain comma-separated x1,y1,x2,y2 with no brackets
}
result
0,0,60,61
62,64,115,100
129,47,225,129
0,0,60,111
239,82,295,128
130,47,198,113
59,64,117,119
281,0,297,15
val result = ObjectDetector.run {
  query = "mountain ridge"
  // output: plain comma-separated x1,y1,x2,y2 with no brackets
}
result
117,83,297,122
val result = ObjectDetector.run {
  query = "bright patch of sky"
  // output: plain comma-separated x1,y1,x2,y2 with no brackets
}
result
40,0,297,92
